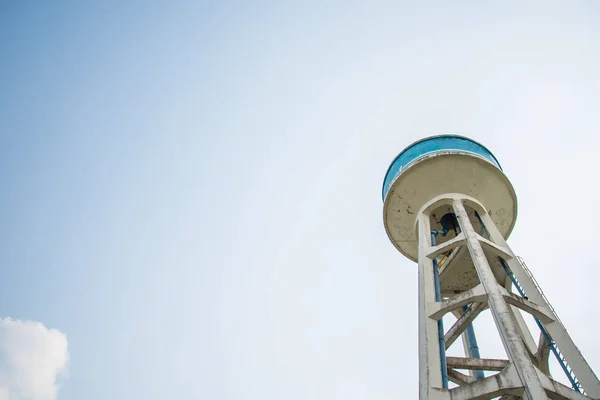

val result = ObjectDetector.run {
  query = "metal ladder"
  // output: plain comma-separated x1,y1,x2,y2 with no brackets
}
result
500,257,583,394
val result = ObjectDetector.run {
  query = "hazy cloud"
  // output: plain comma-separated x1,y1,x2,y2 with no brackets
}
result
0,318,68,400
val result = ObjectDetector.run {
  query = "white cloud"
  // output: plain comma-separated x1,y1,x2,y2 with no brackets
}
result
0,318,68,400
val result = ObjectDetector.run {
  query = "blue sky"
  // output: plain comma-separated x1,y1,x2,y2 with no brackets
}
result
1,1,600,399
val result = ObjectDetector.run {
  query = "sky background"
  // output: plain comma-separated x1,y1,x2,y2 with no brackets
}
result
1,1,600,399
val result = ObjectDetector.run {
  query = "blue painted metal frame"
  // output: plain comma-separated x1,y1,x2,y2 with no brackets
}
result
382,135,503,200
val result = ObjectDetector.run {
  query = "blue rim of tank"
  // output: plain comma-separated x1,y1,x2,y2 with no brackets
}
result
382,134,503,201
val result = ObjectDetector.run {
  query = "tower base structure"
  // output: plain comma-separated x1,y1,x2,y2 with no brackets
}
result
416,193,600,400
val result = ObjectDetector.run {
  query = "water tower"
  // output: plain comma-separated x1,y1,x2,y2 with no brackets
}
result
382,135,600,400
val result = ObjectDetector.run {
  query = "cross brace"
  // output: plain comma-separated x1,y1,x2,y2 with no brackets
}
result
446,356,509,371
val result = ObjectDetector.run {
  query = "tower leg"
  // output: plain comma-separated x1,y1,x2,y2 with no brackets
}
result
417,213,444,399
452,199,548,400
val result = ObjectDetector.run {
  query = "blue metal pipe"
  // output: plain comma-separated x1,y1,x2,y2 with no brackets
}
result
462,305,485,380
474,212,490,239
431,232,449,389
431,228,449,237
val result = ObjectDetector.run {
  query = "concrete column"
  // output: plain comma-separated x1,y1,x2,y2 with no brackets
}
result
452,199,548,400
418,212,443,399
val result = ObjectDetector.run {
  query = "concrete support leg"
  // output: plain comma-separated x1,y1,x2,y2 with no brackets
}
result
418,213,443,399
452,199,548,400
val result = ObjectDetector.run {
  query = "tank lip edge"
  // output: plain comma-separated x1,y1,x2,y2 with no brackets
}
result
381,134,504,200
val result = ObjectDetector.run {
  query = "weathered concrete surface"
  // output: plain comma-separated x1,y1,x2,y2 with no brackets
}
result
536,367,594,400
448,369,476,385
418,213,443,399
454,198,548,400
444,302,486,349
446,356,509,371
448,365,524,400
411,193,599,400
535,331,551,376
428,284,487,320
500,288,555,324
426,234,466,258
